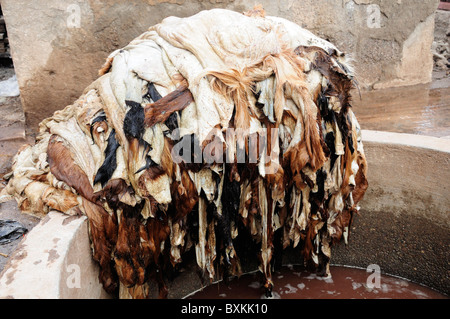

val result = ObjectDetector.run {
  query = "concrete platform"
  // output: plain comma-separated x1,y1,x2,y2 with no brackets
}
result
0,211,109,298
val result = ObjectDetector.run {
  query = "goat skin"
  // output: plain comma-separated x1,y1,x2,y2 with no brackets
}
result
1,7,368,299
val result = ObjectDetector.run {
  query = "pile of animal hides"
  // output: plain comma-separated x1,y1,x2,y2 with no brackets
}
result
0,7,368,298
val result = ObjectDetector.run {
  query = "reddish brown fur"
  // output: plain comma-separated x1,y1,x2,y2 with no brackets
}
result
144,81,194,127
93,178,132,206
47,135,95,202
42,187,80,213
115,208,146,287
145,214,171,298
171,169,199,222
303,219,320,261
330,214,343,244
243,4,266,18
207,69,253,131
352,152,368,205
98,57,114,76
160,138,175,180
82,198,118,294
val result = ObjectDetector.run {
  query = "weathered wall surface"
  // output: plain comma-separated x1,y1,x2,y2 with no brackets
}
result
1,0,440,130
433,9,450,72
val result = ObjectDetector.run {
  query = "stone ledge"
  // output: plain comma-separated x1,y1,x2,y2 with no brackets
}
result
0,211,110,299
361,130,450,153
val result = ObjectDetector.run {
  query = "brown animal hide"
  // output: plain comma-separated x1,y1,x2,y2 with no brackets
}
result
47,134,95,202
144,81,194,128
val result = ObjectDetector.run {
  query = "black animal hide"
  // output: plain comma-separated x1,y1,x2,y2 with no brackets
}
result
94,129,120,187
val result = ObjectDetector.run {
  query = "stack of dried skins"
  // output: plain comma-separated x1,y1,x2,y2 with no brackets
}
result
0,7,368,298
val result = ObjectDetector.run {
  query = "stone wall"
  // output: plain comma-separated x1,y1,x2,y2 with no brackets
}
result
1,0,440,130
433,8,450,72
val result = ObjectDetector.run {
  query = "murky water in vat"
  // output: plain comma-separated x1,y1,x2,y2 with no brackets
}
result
187,265,448,299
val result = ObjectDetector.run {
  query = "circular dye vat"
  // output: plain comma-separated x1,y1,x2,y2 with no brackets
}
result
186,265,448,299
